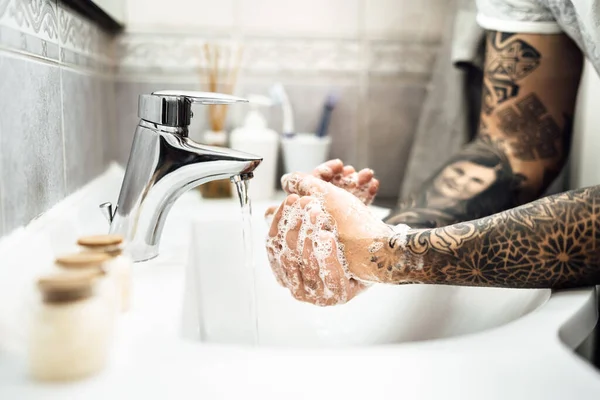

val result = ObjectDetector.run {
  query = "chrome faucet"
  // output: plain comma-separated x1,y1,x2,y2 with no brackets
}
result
101,90,262,262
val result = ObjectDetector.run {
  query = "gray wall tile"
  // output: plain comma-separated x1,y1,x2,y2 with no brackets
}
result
61,68,105,193
0,190,4,236
366,82,427,198
101,76,118,166
0,54,65,231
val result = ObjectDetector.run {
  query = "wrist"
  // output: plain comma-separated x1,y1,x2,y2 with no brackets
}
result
346,224,425,284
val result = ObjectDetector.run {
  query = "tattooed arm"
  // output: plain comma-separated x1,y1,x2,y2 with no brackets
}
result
367,185,600,289
267,32,590,305
386,31,583,228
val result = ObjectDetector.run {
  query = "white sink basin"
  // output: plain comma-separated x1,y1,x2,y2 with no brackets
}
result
184,201,550,347
1,165,598,399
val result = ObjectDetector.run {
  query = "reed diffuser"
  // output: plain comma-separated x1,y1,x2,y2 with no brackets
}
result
198,42,243,199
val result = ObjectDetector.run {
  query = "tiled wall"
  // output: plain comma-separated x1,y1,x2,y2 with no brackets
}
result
116,0,451,198
0,0,449,238
0,0,117,236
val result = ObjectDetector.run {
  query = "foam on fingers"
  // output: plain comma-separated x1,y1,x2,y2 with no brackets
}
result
281,254,305,300
313,159,344,181
342,165,356,176
265,187,358,306
299,238,327,303
357,168,374,185
315,231,346,304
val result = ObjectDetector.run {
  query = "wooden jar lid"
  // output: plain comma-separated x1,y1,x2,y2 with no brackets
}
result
77,234,123,247
38,270,98,303
55,252,111,268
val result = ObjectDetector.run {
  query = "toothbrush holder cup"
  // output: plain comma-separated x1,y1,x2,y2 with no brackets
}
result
281,133,332,174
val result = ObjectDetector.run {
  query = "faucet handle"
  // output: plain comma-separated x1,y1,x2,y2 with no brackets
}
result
152,90,248,105
139,91,248,127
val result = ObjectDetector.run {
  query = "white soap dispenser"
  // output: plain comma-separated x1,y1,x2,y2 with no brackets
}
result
230,95,279,201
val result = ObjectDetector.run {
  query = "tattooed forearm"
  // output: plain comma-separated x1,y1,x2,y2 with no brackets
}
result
375,185,600,288
386,31,583,229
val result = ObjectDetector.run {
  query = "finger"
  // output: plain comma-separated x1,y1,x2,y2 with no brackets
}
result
313,159,344,181
266,246,286,287
316,231,346,303
308,207,334,232
282,173,327,197
299,237,325,303
281,254,305,301
268,194,298,237
299,195,314,209
342,165,356,176
369,179,379,196
357,168,374,185
286,196,316,251
264,205,278,226
264,205,278,219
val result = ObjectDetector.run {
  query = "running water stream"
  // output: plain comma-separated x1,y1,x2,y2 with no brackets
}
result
233,178,260,346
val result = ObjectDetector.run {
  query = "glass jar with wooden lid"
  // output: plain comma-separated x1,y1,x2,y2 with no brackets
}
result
77,234,132,312
29,270,114,381
55,252,118,315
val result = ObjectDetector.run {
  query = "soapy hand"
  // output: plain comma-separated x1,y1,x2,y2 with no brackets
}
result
265,173,394,306
264,159,379,224
310,159,379,206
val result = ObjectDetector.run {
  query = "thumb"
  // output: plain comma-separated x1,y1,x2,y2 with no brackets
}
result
281,172,327,196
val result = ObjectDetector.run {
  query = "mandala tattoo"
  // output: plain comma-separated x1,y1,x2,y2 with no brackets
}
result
483,32,541,113
497,94,563,161
398,186,600,288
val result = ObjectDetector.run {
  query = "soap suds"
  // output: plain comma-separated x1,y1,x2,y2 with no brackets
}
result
265,194,351,305
330,171,374,205
368,241,383,253
391,223,411,249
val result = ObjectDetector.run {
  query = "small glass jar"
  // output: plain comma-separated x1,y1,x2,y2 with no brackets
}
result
77,234,132,313
29,270,114,381
55,252,118,316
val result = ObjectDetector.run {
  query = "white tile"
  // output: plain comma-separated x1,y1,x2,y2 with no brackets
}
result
239,0,360,38
125,0,234,30
365,0,449,41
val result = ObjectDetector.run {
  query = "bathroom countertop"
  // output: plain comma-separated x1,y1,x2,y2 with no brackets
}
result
1,167,599,399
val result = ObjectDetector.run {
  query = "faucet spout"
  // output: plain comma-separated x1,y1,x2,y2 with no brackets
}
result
110,118,262,262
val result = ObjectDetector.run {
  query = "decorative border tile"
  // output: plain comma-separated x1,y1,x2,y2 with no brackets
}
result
244,38,361,74
116,33,438,81
0,0,58,43
368,41,438,76
0,5,438,79
0,0,114,73
0,24,59,60
117,35,363,76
